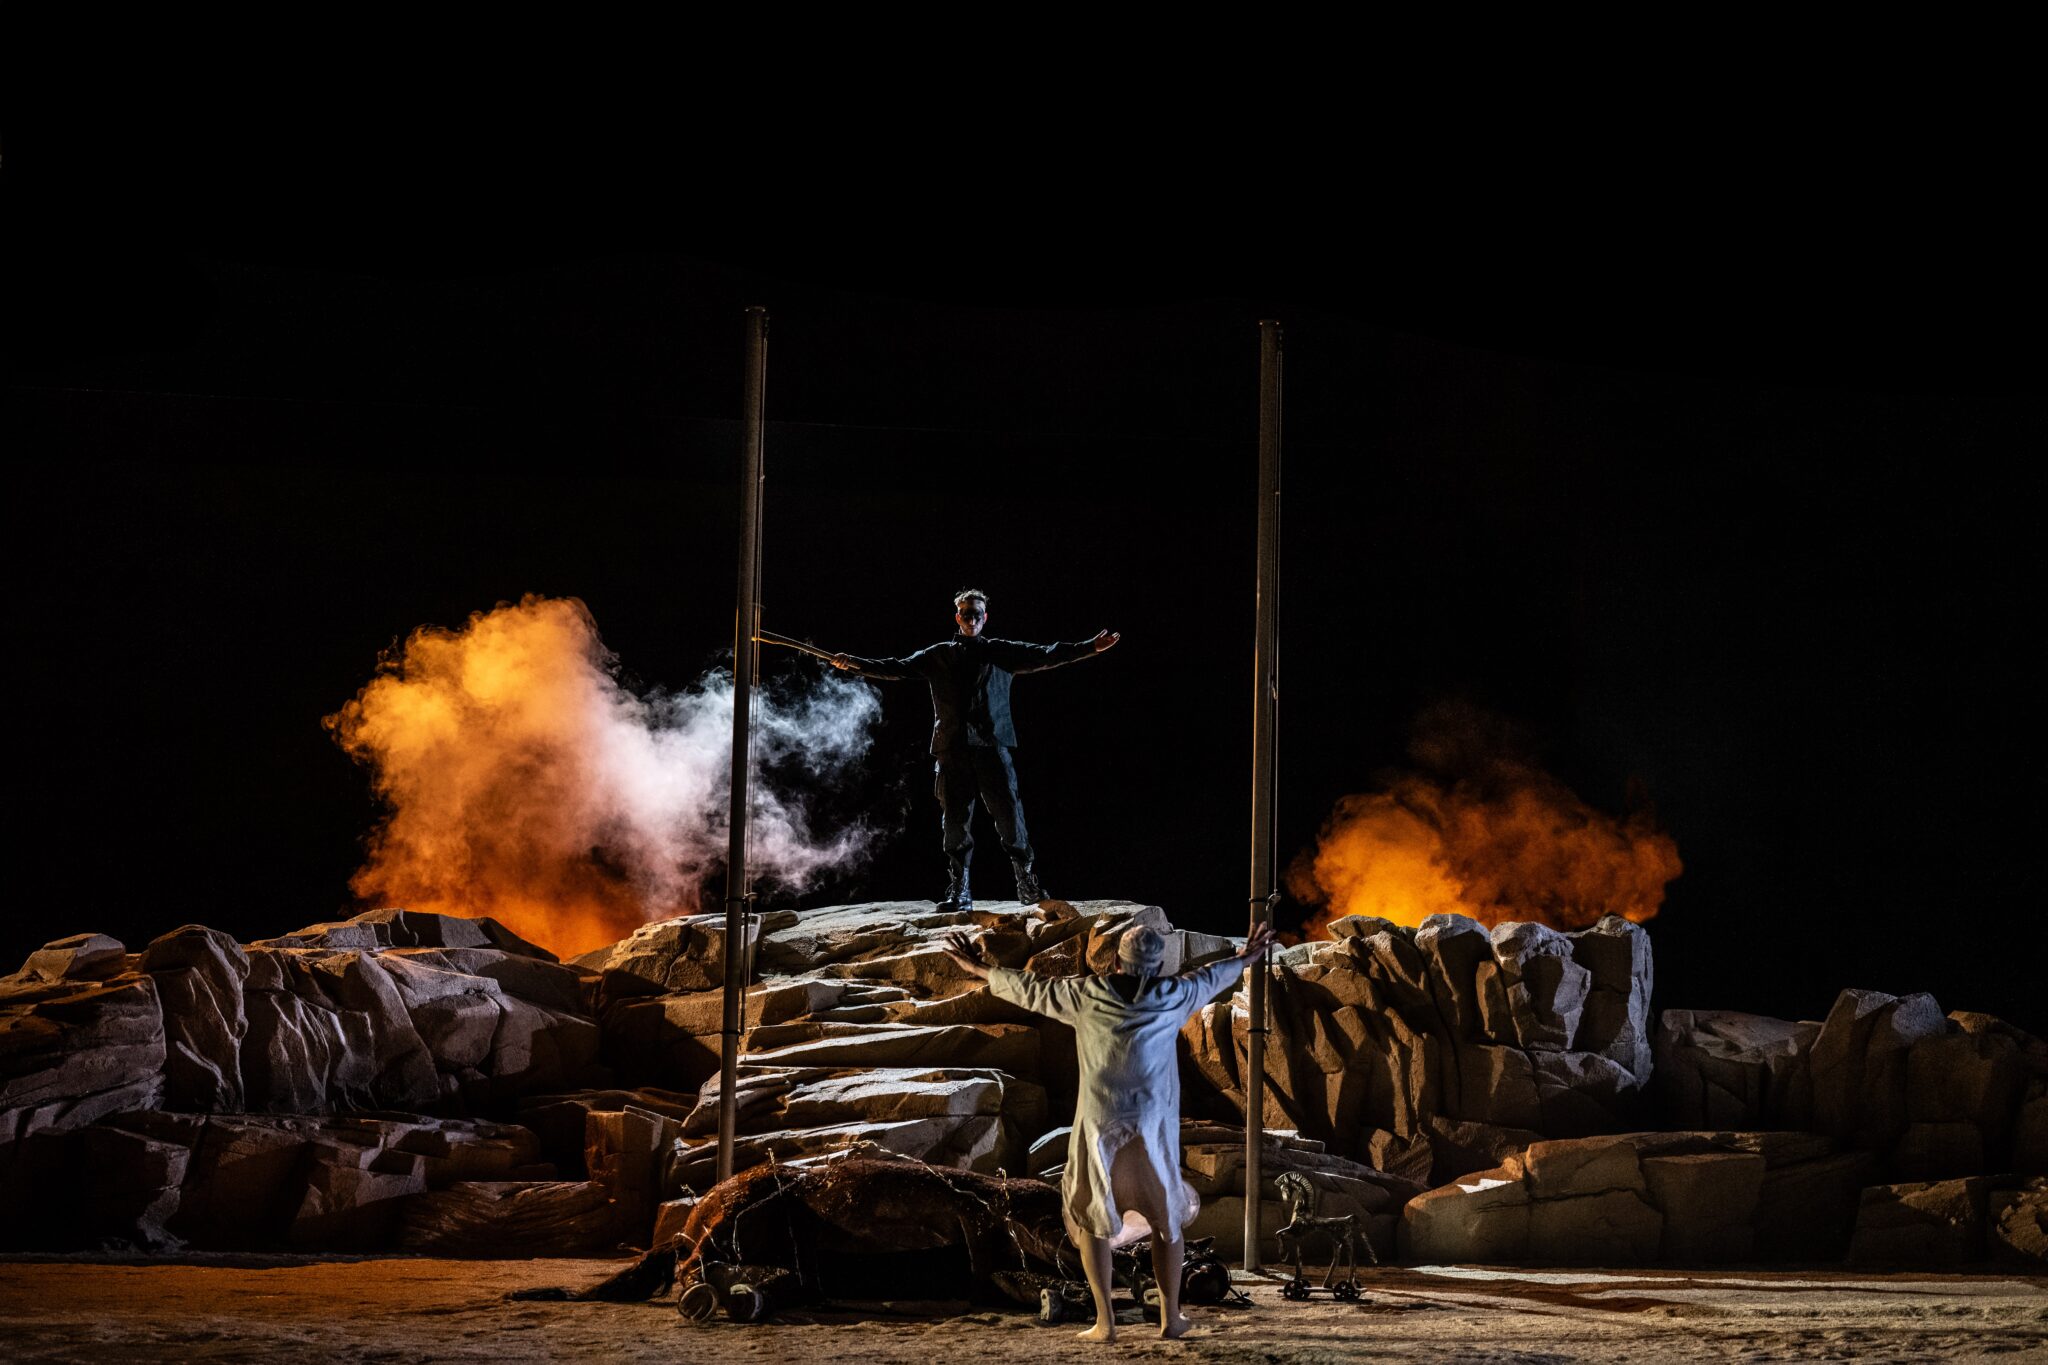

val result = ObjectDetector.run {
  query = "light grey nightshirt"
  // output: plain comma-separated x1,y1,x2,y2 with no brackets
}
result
987,954,1244,1241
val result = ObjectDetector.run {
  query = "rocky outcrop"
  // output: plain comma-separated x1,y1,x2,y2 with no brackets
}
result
0,908,608,1149
660,1065,1044,1189
1177,1120,1420,1262
1180,913,1656,1173
1654,1009,1818,1130
255,906,554,958
19,933,128,984
1657,993,2048,1184
1,948,165,1149
1,1110,552,1251
1898,1013,2044,1179
1401,1131,1878,1265
1841,1174,2044,1270
5,897,2044,1274
1847,1176,1990,1267
572,911,773,992
0,1115,189,1249
140,926,252,1111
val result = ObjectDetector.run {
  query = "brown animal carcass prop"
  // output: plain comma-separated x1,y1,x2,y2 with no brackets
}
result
559,1155,1073,1321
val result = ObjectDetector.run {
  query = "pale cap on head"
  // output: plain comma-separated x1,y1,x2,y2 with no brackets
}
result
1117,925,1166,976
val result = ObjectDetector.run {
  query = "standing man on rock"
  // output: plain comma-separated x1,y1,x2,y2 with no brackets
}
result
833,589,1119,911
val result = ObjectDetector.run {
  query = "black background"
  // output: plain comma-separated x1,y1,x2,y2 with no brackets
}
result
7,93,2040,1031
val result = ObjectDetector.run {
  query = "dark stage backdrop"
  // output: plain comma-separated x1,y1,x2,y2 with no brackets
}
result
7,147,2040,1033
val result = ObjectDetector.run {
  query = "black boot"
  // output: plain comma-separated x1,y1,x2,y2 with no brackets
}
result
1013,863,1046,906
939,860,973,913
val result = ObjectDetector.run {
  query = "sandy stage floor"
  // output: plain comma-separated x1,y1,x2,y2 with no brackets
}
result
2,1255,2045,1363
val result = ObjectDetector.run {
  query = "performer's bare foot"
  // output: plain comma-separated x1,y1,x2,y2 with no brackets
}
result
1159,1312,1195,1340
1075,1322,1116,1343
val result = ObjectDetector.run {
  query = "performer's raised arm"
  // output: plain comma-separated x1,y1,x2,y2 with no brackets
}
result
981,630,1120,675
1173,921,1275,1014
830,647,930,680
940,929,1086,1020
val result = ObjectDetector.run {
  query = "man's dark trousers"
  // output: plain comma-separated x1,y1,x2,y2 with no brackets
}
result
938,745,1031,881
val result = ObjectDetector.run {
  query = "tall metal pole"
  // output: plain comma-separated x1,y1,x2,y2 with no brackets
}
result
717,306,768,1184
1243,319,1282,1271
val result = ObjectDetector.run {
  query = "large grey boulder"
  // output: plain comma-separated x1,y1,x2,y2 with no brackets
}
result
1490,921,1591,1053
1565,917,1654,1080
572,911,784,991
1532,1051,1643,1136
1897,1012,2044,1179
290,1139,430,1250
1752,1149,1878,1261
140,925,251,1111
1402,1166,1532,1262
256,907,555,959
237,942,601,1114
1400,1130,1877,1266
240,948,441,1112
1641,1150,1765,1262
0,1119,190,1250
0,970,165,1147
19,933,128,983
1847,1176,1989,1267
1654,1008,1817,1130
1809,988,1946,1153
1447,1042,1543,1131
1180,913,1651,1167
1415,914,1493,1041
666,1063,1048,1192
85,1110,551,1249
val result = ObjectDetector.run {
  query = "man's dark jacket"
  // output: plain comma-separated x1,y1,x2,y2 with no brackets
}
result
844,634,1096,754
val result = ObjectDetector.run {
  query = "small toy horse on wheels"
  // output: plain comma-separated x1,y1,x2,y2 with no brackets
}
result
1273,1170,1376,1302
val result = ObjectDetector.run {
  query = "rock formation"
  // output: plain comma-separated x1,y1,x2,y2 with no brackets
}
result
3,898,2043,1273
1400,1131,1880,1265
1179,912,1657,1180
1657,993,2048,1185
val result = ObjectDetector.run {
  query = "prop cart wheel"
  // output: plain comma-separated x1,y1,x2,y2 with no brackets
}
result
1281,1279,1313,1302
1332,1280,1361,1301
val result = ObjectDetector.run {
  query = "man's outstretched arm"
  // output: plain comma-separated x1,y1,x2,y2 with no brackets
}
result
984,630,1121,675
942,929,1085,1021
830,646,932,681
1178,921,1277,1007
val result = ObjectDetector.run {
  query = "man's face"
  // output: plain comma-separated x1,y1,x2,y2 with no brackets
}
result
954,598,987,637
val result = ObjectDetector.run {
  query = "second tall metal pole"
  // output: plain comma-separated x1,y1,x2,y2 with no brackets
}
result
717,306,769,1185
1243,319,1282,1271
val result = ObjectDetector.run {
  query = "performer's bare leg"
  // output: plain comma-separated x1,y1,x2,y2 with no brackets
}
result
1148,1229,1191,1338
1067,1218,1116,1343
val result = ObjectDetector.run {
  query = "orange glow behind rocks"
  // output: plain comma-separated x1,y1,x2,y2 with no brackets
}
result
1287,704,1682,938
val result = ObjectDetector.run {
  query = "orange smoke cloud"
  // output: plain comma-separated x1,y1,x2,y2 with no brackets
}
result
324,595,879,958
1288,703,1681,938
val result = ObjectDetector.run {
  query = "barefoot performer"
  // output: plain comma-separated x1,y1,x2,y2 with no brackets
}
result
940,920,1276,1342
832,589,1118,911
